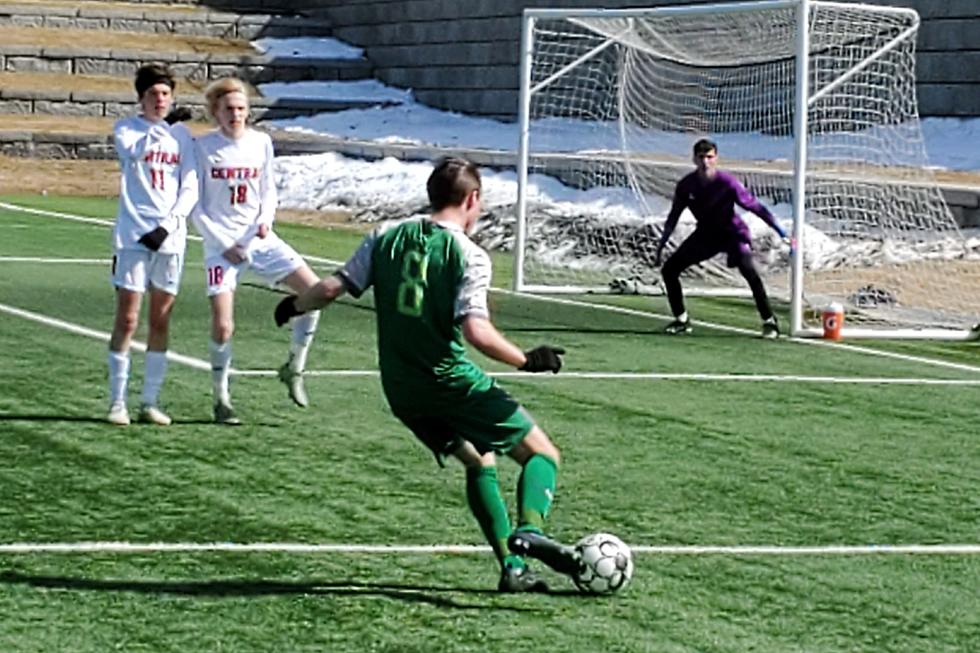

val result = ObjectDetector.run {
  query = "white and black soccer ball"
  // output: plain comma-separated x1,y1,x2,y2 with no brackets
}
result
573,532,634,595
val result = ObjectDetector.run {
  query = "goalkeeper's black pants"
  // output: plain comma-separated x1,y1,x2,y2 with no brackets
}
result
662,233,774,321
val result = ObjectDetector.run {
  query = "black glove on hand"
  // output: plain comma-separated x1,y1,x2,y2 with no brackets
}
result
274,295,304,327
164,106,193,125
138,226,169,251
520,345,565,374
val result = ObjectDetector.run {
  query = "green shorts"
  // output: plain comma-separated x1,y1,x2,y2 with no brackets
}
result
390,382,535,466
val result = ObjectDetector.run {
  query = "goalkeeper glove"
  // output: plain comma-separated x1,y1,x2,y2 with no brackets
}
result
138,226,169,251
164,106,193,125
520,345,565,374
274,295,304,327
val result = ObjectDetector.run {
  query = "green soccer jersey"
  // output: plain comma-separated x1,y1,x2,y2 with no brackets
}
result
338,217,495,412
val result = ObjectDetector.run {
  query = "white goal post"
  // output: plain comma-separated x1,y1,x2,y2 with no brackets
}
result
513,0,980,339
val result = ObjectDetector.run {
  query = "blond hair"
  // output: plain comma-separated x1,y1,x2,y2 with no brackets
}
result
204,77,249,121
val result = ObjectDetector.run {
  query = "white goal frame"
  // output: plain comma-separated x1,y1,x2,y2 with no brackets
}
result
513,0,978,340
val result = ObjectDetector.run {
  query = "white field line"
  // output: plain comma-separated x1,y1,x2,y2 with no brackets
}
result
3,201,979,377
11,300,966,386
0,302,211,372
0,256,111,264
231,369,980,385
492,289,980,376
0,542,977,556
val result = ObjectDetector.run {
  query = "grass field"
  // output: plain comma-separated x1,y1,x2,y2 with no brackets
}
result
1,195,978,652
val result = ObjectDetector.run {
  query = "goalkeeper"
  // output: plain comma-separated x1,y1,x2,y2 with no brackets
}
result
274,157,580,593
654,138,787,338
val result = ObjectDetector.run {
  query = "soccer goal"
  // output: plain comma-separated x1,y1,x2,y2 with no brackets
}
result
513,0,980,339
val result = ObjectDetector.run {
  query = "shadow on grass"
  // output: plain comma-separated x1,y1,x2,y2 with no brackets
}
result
0,571,579,609
0,414,109,424
0,414,237,427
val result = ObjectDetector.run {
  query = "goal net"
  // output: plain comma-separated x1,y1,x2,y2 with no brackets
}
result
514,0,979,338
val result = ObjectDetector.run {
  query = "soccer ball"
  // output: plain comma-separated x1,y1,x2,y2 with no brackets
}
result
572,532,634,595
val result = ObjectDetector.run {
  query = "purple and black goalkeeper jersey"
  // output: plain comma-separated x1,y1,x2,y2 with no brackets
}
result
664,170,783,245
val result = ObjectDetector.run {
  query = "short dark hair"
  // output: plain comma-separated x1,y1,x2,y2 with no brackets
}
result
135,63,176,99
693,138,717,157
426,157,481,212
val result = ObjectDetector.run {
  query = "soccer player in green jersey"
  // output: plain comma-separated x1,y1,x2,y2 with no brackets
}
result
274,157,580,592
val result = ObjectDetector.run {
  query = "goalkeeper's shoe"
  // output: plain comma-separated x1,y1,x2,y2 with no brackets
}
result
106,401,130,426
507,530,581,577
664,318,693,335
761,317,780,339
213,401,241,426
277,362,309,408
497,564,549,593
137,404,172,426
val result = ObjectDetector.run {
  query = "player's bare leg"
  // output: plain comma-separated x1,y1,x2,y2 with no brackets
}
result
209,291,240,425
277,265,321,407
107,288,142,425
138,288,175,425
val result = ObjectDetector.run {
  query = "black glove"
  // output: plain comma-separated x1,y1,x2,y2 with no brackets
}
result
164,106,193,125
520,345,565,374
138,226,169,251
274,295,304,327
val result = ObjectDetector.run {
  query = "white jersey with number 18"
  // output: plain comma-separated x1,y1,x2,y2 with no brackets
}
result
192,128,277,258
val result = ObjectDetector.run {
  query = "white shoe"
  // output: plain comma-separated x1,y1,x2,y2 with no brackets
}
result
106,402,130,426
277,362,309,408
761,318,780,339
137,404,172,426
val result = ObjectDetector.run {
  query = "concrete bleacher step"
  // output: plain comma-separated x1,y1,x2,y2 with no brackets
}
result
0,25,371,84
0,112,508,170
0,0,332,39
0,0,381,153
0,71,393,122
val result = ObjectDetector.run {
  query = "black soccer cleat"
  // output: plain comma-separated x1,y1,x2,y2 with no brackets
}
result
664,318,693,335
497,565,549,593
507,530,582,577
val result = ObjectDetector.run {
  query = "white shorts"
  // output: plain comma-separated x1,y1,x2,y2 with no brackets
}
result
204,234,305,296
111,248,183,295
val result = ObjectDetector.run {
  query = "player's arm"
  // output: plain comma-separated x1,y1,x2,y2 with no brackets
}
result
240,136,278,245
256,136,277,234
732,177,786,238
457,248,564,373
113,119,167,163
275,231,376,326
160,124,198,235
187,138,240,257
461,317,526,367
461,317,564,373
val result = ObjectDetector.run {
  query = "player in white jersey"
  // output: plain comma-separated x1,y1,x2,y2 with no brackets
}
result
192,77,321,424
106,63,198,427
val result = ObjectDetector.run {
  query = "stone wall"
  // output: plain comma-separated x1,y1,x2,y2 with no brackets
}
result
294,0,979,119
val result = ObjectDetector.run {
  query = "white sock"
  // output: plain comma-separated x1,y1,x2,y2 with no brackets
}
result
677,311,689,323
108,350,130,405
289,310,320,372
141,351,168,407
209,339,232,405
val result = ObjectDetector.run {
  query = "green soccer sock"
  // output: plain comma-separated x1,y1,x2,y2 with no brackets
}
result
465,466,517,567
516,453,558,533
